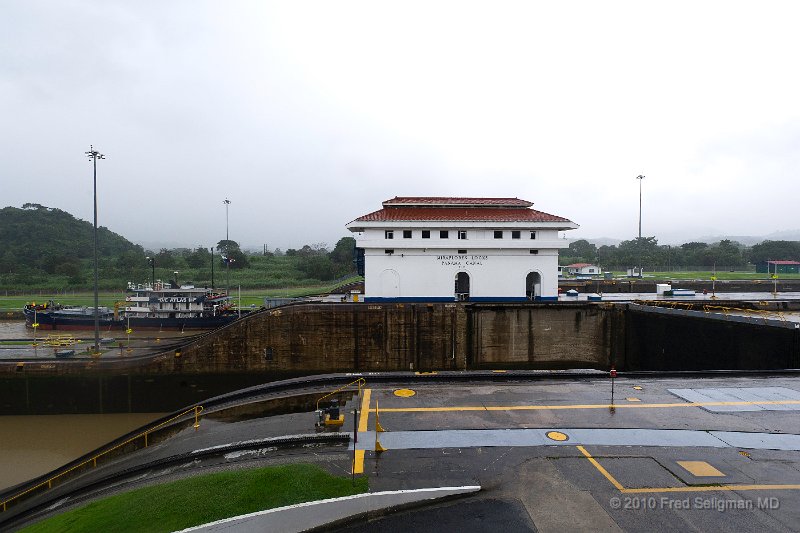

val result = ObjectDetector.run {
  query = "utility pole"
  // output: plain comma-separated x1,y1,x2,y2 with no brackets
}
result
636,175,645,239
224,198,231,291
85,145,105,354
636,174,645,277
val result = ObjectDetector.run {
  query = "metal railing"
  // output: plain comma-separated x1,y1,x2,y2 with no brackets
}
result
315,378,366,411
638,301,793,323
0,405,203,513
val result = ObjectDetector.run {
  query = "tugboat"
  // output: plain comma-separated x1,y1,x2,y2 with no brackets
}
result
24,281,242,331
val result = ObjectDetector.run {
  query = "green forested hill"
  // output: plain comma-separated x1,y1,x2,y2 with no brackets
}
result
0,204,358,292
0,204,144,284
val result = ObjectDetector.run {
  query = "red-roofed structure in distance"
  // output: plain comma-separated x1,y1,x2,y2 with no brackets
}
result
346,197,578,302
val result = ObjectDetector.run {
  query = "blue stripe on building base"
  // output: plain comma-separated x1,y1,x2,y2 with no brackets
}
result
364,296,559,303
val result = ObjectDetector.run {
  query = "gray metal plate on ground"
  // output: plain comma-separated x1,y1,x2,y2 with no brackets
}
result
667,387,800,412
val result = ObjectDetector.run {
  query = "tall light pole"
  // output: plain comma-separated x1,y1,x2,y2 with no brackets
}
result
636,174,645,278
146,256,155,287
86,145,105,354
636,174,645,240
224,198,231,291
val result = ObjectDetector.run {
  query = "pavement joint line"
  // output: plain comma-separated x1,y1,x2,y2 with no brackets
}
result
352,389,371,475
577,445,800,494
368,399,800,413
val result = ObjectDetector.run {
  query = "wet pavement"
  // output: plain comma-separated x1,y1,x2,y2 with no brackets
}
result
5,373,800,531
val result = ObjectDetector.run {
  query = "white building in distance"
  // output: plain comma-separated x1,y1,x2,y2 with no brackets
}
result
346,197,578,302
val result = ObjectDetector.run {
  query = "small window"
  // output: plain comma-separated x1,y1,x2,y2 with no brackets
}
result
403,230,412,239
385,249,394,254
530,231,537,239
494,230,503,239
530,249,538,254
458,230,467,240
422,230,430,239
440,230,449,239
512,230,521,239
458,249,467,254
385,230,394,239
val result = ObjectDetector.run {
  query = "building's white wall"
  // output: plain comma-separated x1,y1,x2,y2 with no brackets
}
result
363,249,560,300
350,220,575,301
357,227,568,250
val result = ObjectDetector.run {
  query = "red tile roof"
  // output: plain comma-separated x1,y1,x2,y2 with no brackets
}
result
382,197,533,208
766,260,800,265
351,206,573,223
566,263,595,268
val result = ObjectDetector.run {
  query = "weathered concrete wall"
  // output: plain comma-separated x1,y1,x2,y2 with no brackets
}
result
465,304,623,369
167,303,468,374
623,306,800,371
2,301,798,414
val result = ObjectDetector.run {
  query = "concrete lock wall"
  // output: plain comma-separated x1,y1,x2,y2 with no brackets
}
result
1,302,798,414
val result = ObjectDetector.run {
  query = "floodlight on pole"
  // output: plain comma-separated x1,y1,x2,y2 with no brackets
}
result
223,198,231,291
146,256,155,287
85,145,105,354
636,175,645,240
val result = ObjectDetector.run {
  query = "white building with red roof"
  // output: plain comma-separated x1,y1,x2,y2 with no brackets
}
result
565,263,602,277
346,197,578,302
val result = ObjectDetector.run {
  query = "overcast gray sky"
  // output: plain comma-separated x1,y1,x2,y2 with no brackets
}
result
2,1,799,251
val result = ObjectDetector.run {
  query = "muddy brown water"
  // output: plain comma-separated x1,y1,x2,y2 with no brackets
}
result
0,413,166,491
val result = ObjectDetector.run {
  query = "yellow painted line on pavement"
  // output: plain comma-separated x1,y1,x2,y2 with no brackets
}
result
358,389,372,432
577,445,625,491
579,446,800,494
352,388,372,475
369,400,800,413
622,484,800,493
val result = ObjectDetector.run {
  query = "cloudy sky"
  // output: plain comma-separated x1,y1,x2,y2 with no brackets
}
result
2,1,799,251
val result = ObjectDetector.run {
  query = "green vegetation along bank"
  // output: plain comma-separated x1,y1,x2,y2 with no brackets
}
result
21,463,368,533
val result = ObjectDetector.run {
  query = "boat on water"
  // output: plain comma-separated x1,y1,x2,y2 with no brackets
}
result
24,281,242,331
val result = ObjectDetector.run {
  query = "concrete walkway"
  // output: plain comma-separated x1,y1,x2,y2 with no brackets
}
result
176,486,481,533
353,428,800,451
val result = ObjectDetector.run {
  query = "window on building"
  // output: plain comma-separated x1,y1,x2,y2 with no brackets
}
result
530,249,538,254
403,230,412,239
458,249,467,254
512,230,521,239
422,230,430,239
440,230,449,239
385,249,394,254
530,231,537,239
458,230,467,240
494,230,503,239
385,230,394,239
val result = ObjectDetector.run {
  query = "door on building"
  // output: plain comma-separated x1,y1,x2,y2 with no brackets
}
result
455,272,470,301
379,269,400,297
526,272,542,300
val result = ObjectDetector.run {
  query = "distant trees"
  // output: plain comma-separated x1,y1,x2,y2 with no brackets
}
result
216,239,248,269
562,237,748,269
749,241,800,264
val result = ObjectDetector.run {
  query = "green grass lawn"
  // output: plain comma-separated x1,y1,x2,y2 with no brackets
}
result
21,463,368,533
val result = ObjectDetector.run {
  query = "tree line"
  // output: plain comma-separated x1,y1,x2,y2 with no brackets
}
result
561,237,800,269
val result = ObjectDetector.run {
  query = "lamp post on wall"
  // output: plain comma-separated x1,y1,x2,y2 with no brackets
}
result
223,198,231,291
146,256,155,287
85,145,105,354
